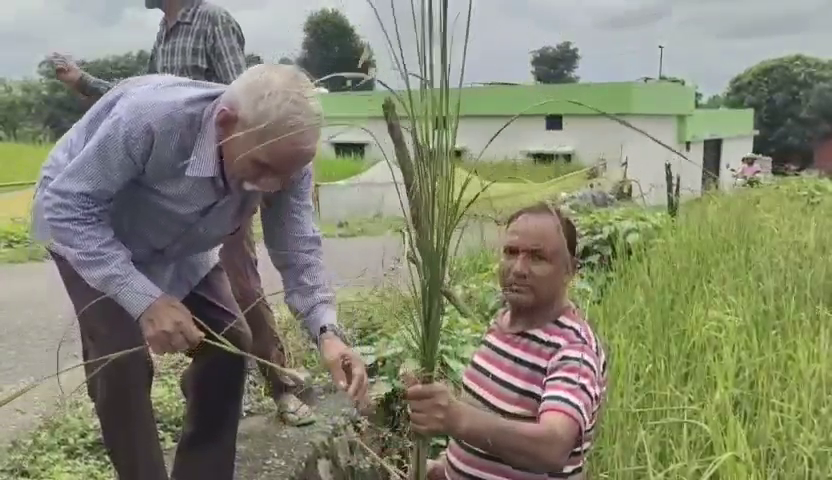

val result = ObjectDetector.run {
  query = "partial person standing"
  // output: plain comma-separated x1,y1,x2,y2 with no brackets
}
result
48,0,315,426
31,65,368,480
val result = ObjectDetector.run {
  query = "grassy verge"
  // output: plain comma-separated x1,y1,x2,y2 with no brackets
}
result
0,286,399,479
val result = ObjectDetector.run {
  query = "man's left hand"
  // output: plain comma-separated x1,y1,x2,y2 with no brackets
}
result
320,334,368,404
403,376,462,437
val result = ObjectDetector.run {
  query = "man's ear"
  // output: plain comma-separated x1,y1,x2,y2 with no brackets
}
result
569,256,579,276
215,107,239,135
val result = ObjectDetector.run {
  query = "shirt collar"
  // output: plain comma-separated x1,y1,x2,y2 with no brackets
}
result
160,0,203,28
186,99,222,178
178,0,203,23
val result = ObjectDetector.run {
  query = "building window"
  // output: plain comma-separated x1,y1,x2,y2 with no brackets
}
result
544,115,563,131
332,142,367,159
528,152,556,164
525,151,573,164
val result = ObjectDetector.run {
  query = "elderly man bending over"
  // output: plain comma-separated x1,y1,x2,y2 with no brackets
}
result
31,64,367,480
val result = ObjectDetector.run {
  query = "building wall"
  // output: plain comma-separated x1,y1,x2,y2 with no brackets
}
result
681,136,755,194
321,114,687,205
721,136,755,187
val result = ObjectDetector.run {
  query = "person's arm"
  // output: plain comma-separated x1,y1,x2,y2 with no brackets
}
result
76,72,115,98
41,107,164,319
206,9,247,84
260,165,337,343
448,343,603,472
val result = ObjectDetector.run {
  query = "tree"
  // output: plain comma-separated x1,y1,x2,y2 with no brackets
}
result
296,8,375,92
530,42,580,84
0,80,32,141
700,94,724,109
79,50,150,82
278,56,295,65
723,54,832,166
29,50,153,139
804,82,832,144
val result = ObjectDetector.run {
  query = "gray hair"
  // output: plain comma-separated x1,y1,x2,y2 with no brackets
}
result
220,63,323,146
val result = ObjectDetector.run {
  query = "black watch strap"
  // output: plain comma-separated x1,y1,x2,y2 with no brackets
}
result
317,324,345,347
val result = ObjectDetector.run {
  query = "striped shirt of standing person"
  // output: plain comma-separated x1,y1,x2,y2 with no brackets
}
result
444,305,607,480
77,0,246,98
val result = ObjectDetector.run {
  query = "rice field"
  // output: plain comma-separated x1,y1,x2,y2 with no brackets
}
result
458,158,584,183
587,178,832,478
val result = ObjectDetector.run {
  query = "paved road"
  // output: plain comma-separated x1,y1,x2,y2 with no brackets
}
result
0,225,499,444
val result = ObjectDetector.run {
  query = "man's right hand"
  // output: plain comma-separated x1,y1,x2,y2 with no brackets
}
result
47,53,83,91
138,295,204,354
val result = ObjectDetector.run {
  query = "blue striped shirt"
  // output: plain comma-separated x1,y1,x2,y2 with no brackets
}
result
32,74,336,339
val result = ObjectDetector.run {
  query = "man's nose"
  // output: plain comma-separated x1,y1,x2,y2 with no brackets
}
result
510,255,531,276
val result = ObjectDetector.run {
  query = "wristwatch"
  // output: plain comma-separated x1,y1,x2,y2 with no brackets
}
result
317,324,347,348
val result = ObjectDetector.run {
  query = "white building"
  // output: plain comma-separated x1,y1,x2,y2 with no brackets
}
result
317,81,755,206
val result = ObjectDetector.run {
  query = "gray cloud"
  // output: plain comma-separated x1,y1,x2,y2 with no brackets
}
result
592,2,673,31
0,0,830,95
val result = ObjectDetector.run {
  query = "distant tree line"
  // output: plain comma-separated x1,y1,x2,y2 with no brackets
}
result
0,8,376,142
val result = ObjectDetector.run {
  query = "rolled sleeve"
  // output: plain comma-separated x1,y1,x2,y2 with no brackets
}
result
261,165,337,342
77,72,115,98
42,107,163,319
539,343,603,433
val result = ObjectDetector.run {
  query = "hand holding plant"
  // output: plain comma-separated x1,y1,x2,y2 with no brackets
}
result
320,334,369,404
138,294,204,354
403,372,463,437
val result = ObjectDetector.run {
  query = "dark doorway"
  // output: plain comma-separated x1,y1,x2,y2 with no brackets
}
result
701,139,723,191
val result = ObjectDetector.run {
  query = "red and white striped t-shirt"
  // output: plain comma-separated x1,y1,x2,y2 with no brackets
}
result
444,305,607,479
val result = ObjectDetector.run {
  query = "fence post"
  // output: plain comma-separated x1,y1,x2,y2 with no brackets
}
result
313,182,321,219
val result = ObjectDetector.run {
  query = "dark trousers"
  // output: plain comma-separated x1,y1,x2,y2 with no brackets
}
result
219,214,290,400
52,253,252,480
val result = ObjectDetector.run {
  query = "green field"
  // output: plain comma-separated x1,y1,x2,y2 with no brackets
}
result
0,142,371,186
458,158,583,183
0,143,52,185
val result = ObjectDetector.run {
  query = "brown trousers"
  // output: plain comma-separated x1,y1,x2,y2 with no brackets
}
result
51,218,285,479
53,252,251,480
219,215,290,400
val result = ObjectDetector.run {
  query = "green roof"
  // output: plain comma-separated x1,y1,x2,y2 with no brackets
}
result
319,81,697,118
678,109,756,143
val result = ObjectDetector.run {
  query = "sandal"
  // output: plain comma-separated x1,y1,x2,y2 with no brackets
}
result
278,367,312,389
277,394,316,427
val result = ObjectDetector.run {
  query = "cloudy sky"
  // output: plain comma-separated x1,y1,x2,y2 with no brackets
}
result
1,0,830,94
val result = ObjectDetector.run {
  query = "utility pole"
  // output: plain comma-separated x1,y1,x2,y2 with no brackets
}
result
658,45,665,79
